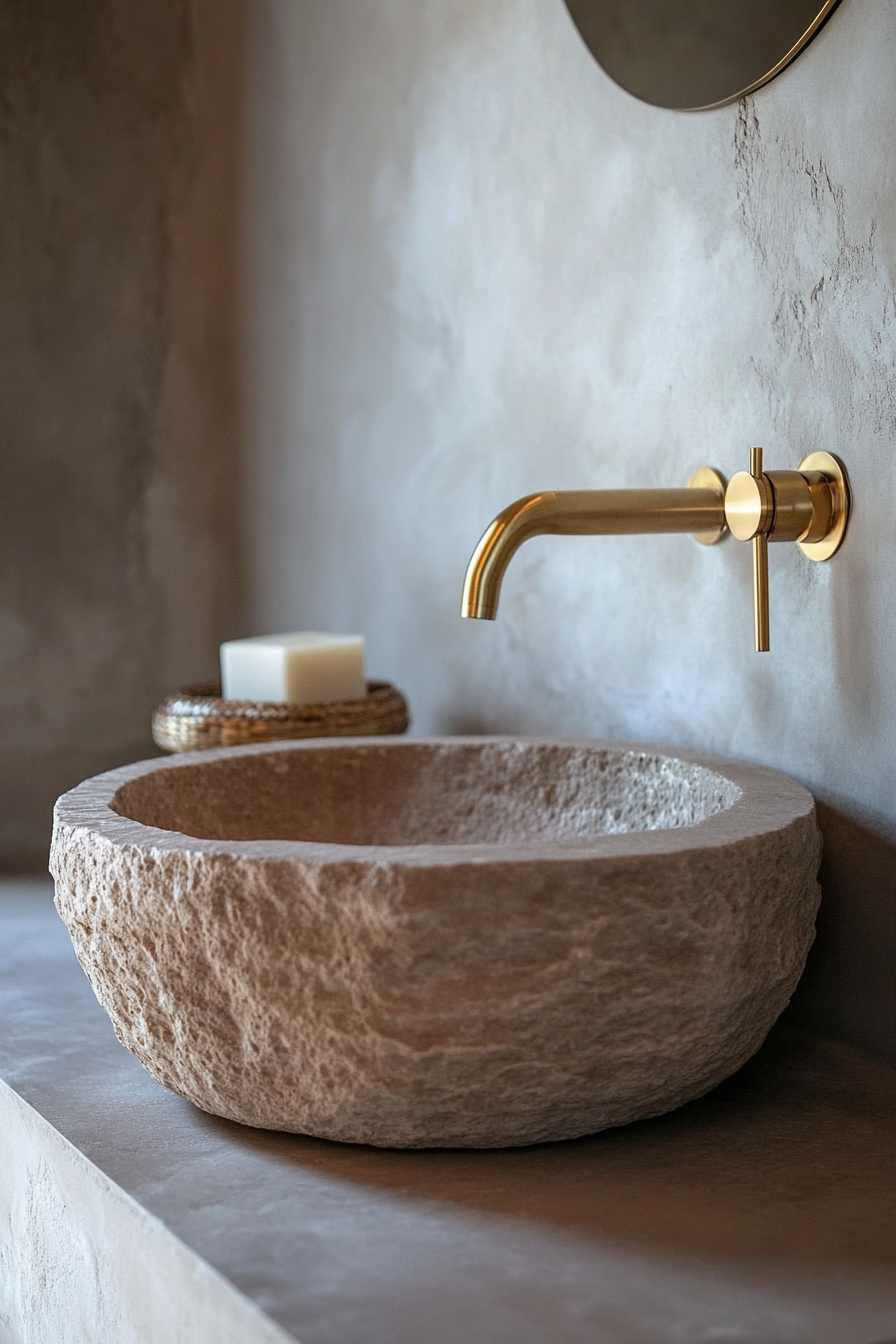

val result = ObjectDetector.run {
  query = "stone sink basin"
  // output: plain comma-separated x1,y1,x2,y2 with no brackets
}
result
50,737,820,1148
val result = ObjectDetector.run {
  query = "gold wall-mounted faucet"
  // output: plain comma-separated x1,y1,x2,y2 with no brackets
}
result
461,451,850,651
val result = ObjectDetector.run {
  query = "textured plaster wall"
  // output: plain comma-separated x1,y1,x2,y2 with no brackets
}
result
0,1,243,865
242,0,896,1061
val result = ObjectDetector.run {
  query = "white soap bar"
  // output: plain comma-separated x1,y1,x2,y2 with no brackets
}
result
220,633,366,706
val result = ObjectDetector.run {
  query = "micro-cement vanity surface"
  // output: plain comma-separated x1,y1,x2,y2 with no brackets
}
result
2,880,895,1344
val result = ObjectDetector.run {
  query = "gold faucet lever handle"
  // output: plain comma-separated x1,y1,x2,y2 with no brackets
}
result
752,533,770,652
724,446,775,652
750,447,770,653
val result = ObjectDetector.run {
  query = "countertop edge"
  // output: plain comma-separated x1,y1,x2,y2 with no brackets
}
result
0,1077,294,1344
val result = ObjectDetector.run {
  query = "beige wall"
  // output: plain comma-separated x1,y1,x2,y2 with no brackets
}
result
0,1,244,866
241,0,895,1061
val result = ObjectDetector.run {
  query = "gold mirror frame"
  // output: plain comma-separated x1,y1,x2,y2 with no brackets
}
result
563,0,843,111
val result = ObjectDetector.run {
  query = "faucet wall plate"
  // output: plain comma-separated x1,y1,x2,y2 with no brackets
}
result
796,452,851,562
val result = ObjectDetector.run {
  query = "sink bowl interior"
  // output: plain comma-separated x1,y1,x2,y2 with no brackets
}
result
111,740,741,847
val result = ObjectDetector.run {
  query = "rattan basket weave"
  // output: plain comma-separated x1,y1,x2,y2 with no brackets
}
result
152,681,410,753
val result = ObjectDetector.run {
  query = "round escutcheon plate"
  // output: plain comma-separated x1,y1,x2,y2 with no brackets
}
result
797,451,851,561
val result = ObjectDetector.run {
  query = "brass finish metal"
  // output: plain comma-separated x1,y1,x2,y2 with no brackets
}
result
461,447,851,651
461,483,727,620
753,535,771,653
796,452,851,561
725,472,774,541
763,471,821,542
722,446,852,651
747,447,772,653
688,467,729,545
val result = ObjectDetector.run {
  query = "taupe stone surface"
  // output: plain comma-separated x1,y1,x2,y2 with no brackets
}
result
51,737,821,1148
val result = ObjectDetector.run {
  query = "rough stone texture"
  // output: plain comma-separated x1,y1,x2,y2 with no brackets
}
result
51,737,820,1148
242,0,896,1066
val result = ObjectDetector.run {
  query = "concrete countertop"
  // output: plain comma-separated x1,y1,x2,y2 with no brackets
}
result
1,879,894,1343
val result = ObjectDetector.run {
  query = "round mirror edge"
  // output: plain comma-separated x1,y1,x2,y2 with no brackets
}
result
680,0,845,113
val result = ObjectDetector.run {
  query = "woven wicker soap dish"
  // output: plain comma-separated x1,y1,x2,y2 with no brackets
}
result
152,681,410,753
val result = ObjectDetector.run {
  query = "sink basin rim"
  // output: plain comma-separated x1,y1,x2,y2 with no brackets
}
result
52,735,813,865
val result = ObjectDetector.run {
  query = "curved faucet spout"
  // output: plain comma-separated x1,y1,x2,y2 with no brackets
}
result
461,486,727,620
